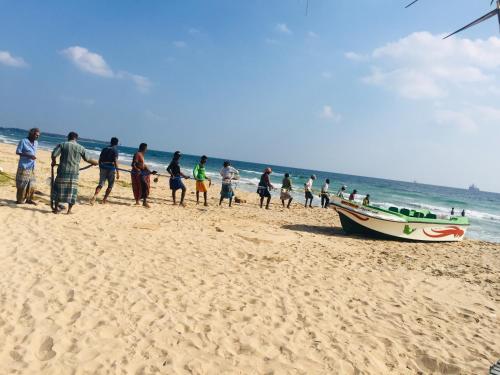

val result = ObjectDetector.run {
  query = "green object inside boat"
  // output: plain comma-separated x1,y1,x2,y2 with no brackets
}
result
367,204,469,225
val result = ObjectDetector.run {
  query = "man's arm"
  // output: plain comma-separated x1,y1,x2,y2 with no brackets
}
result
51,144,62,166
114,158,120,180
81,148,98,166
266,175,274,189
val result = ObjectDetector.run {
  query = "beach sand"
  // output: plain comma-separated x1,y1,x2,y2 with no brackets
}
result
0,143,498,374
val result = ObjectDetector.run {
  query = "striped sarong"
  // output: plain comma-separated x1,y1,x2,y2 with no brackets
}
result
16,167,36,203
52,172,79,205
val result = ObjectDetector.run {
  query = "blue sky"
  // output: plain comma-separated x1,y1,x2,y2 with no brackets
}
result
1,0,500,192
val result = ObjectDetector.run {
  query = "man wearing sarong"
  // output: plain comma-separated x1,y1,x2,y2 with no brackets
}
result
280,173,293,208
219,161,239,207
15,128,40,205
193,155,211,206
257,168,274,209
51,132,97,214
304,175,316,208
90,137,120,205
167,151,190,206
131,143,156,208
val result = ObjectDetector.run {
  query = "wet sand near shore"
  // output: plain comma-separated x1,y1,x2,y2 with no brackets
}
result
0,143,498,374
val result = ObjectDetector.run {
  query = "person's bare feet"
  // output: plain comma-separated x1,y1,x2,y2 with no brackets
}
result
101,200,107,204
26,200,37,206
89,196,96,205
204,202,208,207
135,201,141,205
143,202,151,209
179,202,186,207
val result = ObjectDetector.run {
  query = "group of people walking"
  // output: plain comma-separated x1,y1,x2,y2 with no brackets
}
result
14,129,365,214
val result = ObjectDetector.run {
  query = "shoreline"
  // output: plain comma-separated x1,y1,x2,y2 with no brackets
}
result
1,142,498,244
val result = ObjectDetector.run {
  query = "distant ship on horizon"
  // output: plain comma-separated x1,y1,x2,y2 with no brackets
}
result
468,184,480,192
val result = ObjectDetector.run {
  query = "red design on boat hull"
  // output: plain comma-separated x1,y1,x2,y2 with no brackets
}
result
423,226,464,238
346,211,369,221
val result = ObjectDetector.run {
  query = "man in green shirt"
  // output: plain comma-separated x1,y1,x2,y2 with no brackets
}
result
193,155,211,206
51,132,97,214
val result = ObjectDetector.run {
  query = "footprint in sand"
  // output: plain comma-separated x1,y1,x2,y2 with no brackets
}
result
66,289,75,302
37,336,56,361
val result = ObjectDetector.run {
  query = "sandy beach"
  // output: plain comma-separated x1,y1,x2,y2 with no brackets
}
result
0,142,498,374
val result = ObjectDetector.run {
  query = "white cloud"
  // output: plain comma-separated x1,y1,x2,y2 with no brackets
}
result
0,50,28,68
61,46,151,93
434,104,500,133
319,105,341,122
307,31,318,38
344,51,366,61
173,40,187,48
275,23,292,34
351,32,500,100
188,28,200,35
61,46,113,77
435,109,477,133
116,71,152,93
362,67,445,99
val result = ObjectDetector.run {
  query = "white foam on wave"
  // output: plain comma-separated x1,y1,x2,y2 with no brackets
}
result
239,168,285,177
372,199,500,222
0,135,17,145
239,169,261,175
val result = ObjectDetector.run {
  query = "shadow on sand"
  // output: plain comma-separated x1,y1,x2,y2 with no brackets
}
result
281,224,347,237
0,199,52,214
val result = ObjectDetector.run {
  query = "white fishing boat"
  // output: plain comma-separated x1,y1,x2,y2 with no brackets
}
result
330,196,469,242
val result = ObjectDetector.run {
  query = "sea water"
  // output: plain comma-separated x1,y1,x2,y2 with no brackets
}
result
2,127,500,243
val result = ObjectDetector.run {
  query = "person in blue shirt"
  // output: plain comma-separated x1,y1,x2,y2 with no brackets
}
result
15,128,40,204
90,137,120,205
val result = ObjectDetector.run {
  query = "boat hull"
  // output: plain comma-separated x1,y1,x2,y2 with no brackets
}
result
332,201,468,242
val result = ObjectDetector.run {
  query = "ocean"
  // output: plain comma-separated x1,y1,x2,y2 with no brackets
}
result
2,126,500,243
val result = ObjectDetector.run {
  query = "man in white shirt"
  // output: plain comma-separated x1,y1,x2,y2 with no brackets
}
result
304,175,316,208
321,178,330,208
219,161,239,207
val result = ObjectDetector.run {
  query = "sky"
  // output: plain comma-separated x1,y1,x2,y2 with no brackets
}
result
1,0,500,192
